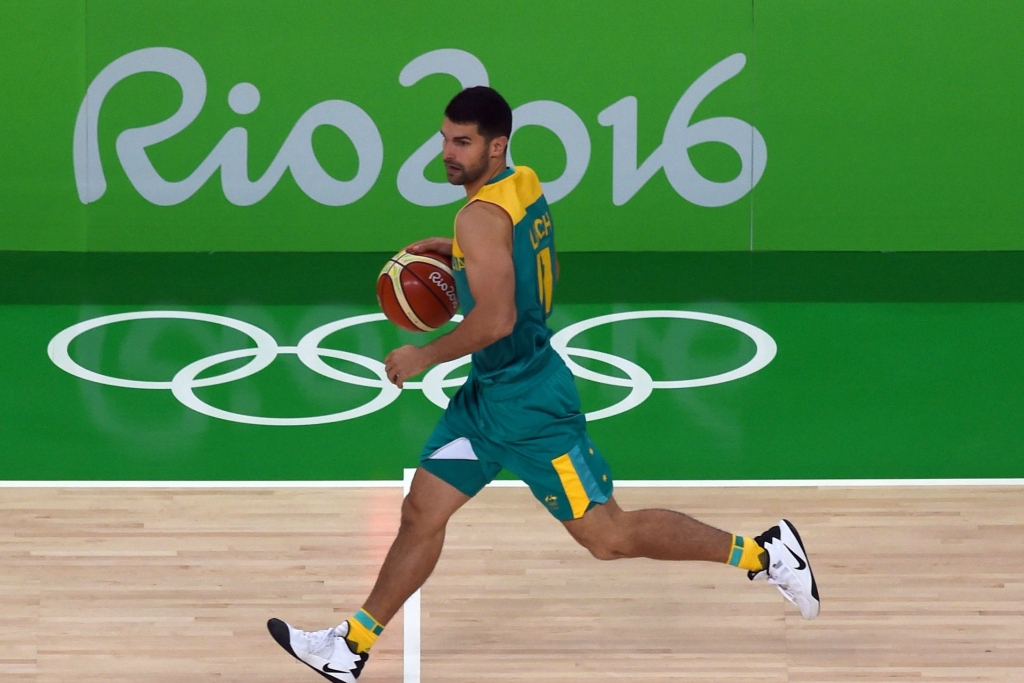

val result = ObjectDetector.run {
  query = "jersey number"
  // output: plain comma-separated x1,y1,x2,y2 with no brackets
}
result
536,246,553,315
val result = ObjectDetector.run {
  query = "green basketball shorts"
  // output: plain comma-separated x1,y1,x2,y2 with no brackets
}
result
419,357,613,522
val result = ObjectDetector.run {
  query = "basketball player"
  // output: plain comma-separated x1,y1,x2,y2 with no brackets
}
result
268,87,819,682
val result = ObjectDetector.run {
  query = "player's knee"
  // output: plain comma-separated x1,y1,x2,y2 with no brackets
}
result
588,543,625,561
399,494,447,536
573,529,630,561
565,503,634,560
586,540,629,561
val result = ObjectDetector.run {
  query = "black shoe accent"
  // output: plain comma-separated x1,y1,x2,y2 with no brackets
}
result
267,618,296,656
781,519,820,602
753,524,781,550
325,655,369,680
345,648,369,681
745,524,780,580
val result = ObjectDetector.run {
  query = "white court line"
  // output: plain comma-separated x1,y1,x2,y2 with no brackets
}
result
402,468,420,683
0,480,403,488
605,477,1024,487
2,478,1022,488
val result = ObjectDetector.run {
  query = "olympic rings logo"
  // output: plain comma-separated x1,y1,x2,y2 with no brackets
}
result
48,310,777,426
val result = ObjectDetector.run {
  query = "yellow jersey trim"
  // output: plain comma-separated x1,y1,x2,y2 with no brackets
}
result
451,166,543,259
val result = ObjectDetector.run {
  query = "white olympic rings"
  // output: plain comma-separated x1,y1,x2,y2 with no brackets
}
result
47,309,776,426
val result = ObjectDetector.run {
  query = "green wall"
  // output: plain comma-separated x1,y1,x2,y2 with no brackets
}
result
2,0,1023,252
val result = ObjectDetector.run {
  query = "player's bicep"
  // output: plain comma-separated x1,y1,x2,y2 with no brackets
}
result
456,203,516,329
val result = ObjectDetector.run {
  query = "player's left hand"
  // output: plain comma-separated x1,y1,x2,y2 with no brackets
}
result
385,345,430,388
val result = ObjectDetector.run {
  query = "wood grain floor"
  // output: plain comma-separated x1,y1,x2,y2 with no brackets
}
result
1,485,1021,682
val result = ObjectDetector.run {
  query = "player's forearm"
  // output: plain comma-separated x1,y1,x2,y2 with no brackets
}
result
421,306,514,366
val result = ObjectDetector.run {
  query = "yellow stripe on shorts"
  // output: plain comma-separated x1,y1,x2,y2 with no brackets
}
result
551,453,590,519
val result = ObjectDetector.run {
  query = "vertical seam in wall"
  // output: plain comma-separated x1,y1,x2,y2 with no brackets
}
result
749,0,756,252
84,0,90,252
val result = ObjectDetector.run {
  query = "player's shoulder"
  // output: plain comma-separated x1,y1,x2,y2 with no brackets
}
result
511,165,539,182
471,166,543,226
520,165,545,184
506,165,543,200
454,201,513,256
457,198,512,228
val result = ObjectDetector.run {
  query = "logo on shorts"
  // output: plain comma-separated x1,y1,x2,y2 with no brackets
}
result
544,495,559,510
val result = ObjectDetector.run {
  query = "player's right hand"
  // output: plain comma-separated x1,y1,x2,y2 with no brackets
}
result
406,237,453,257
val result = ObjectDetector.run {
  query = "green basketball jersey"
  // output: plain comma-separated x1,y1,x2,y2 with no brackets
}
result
451,166,558,388
424,165,611,521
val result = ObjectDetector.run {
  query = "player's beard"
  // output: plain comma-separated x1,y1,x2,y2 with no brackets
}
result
445,149,490,186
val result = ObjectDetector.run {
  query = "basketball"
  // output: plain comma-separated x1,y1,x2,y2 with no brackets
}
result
376,249,459,332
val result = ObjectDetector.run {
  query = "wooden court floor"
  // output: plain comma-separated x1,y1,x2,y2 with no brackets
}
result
1,485,1022,682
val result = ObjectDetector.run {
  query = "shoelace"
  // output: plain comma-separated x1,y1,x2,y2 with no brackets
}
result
767,564,798,606
302,627,340,658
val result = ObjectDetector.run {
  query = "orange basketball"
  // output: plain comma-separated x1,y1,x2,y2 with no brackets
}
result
376,250,459,332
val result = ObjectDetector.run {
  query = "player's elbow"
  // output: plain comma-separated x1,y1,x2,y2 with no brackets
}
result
490,306,516,341
475,301,516,344
494,309,515,339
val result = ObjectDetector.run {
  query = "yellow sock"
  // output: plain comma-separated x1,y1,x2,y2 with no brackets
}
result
728,535,767,572
345,608,384,653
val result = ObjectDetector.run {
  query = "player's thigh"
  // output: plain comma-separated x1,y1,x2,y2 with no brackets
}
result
503,431,615,522
489,368,614,520
418,417,502,502
402,466,474,532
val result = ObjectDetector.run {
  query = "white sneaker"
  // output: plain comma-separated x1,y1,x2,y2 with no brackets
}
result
748,519,820,620
267,618,368,682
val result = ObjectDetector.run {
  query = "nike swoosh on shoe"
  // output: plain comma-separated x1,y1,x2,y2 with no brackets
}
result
784,543,807,570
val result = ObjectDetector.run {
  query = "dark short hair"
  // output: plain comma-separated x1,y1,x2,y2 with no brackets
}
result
444,86,512,140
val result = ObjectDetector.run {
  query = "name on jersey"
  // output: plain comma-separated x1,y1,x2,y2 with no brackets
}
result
530,212,553,250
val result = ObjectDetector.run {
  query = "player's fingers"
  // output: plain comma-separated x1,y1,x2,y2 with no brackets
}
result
406,239,432,253
384,354,403,387
407,237,445,254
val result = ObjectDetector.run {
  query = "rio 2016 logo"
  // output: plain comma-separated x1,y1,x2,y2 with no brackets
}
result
74,48,766,209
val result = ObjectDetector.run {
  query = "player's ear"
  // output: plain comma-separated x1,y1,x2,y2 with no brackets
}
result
492,135,509,159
